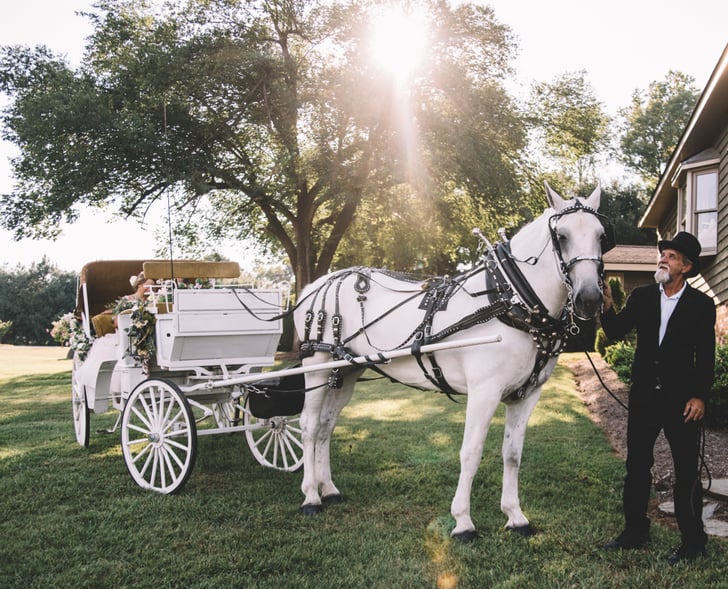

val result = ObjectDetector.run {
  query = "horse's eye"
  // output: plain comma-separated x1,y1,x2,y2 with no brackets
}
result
557,233,567,242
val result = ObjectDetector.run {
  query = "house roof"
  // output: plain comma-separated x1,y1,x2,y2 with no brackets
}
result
640,43,728,228
604,245,656,264
603,245,656,272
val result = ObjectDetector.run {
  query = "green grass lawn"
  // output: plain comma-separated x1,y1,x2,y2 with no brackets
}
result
1,346,726,588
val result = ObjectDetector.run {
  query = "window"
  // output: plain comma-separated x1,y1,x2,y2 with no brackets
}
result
693,169,718,251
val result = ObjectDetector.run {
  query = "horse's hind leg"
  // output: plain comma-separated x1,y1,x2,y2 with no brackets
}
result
500,388,541,536
315,372,358,502
300,370,358,514
300,373,329,514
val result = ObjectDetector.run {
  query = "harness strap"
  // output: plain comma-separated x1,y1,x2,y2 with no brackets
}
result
411,335,462,399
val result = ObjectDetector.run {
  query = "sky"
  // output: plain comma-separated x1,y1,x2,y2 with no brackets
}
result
1,0,727,272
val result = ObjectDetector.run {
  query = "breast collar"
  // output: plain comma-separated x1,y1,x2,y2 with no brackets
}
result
484,241,571,400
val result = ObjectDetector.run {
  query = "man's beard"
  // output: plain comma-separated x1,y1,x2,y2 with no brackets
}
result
654,267,670,284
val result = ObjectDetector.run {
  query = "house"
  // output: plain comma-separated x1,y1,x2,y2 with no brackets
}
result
603,245,656,294
640,42,728,340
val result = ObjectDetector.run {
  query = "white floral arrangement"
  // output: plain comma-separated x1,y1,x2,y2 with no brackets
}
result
50,312,93,361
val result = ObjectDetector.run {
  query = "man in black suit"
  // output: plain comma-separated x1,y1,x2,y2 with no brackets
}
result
600,231,716,564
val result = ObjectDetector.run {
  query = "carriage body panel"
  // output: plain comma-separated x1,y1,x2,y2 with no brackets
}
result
155,288,282,369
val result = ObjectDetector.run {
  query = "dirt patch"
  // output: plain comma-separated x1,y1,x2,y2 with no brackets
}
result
561,354,728,525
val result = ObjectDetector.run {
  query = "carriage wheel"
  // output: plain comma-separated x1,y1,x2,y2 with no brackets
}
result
71,361,90,448
121,379,197,494
243,399,304,472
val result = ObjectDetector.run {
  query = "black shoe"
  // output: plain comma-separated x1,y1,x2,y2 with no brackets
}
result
604,530,650,550
666,544,706,565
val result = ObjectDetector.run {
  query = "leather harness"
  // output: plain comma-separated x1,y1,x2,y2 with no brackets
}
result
299,203,614,401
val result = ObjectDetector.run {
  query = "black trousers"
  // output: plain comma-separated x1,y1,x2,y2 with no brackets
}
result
623,388,706,547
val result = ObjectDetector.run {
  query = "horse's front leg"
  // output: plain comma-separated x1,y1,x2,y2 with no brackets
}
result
500,387,541,536
451,391,501,542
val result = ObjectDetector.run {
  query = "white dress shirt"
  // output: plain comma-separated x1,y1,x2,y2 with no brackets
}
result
658,282,686,345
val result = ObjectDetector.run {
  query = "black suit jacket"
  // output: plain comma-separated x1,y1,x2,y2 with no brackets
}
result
600,283,716,402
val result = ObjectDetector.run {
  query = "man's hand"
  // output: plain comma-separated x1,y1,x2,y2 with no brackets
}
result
683,397,705,423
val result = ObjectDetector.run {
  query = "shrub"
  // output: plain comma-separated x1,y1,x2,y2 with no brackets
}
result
0,319,11,342
707,344,728,429
594,327,609,356
593,278,627,354
603,341,635,386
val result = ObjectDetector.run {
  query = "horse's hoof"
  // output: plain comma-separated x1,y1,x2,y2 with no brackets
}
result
322,493,344,505
300,504,323,516
507,523,536,537
451,529,479,543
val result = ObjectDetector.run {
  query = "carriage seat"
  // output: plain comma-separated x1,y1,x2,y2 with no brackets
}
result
91,312,116,337
142,260,241,281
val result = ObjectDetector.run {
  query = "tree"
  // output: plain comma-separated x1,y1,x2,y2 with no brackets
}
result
0,259,77,345
597,182,656,246
618,70,700,189
527,71,610,188
0,0,528,289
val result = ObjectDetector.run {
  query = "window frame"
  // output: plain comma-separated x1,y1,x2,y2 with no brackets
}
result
675,162,719,256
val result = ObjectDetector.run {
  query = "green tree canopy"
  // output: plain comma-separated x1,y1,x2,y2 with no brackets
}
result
597,182,656,246
0,0,530,288
527,70,610,188
0,259,76,345
618,70,699,189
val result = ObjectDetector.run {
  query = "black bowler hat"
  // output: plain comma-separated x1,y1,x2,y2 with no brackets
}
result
658,231,701,277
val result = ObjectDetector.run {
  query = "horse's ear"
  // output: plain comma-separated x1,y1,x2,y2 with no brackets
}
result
583,183,601,210
544,181,568,211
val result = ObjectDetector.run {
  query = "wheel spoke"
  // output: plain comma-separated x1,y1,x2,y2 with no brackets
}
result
131,404,153,432
162,409,185,434
164,436,191,452
160,444,186,490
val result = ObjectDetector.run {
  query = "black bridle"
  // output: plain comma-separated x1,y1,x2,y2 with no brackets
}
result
547,199,616,275
546,200,616,321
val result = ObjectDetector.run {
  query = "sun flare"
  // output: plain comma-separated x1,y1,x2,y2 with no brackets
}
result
369,4,429,79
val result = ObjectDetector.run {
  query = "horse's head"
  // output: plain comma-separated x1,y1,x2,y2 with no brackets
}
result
545,182,614,320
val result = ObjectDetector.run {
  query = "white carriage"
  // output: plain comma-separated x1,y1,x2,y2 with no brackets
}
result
71,259,304,494
70,259,502,496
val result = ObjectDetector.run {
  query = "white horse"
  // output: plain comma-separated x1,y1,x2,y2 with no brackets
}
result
293,184,611,541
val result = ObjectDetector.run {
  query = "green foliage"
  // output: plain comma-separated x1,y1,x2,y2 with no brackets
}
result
3,348,728,587
594,327,610,356
597,183,657,246
707,344,728,428
0,320,11,342
125,302,157,370
0,258,76,345
527,70,610,186
607,277,626,312
603,341,635,386
618,71,700,189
